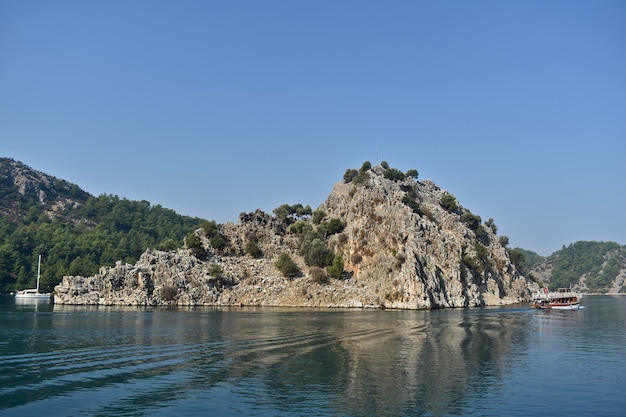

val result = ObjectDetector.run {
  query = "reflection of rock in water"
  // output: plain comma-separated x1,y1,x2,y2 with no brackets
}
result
329,310,528,416
141,308,529,417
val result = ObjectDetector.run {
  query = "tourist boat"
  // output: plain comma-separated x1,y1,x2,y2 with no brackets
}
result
14,255,51,301
531,287,582,310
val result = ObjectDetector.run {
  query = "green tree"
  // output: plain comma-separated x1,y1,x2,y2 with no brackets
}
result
343,169,359,183
275,252,300,278
383,168,406,181
311,209,326,224
201,220,220,237
208,263,223,277
273,204,292,221
405,169,418,180
508,249,525,271
244,241,263,258
300,238,334,267
273,203,311,222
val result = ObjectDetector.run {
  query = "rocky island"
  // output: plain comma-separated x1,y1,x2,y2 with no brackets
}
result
54,163,538,308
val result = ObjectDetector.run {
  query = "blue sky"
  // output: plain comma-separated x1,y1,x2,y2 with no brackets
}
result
1,1,624,256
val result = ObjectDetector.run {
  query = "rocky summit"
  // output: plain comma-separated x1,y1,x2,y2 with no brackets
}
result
55,164,539,308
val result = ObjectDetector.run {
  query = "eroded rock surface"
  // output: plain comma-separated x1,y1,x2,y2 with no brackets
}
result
55,166,538,308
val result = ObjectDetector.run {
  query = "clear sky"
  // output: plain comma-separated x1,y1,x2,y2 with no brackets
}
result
1,1,624,256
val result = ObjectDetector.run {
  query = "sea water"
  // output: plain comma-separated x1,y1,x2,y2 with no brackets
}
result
1,295,625,416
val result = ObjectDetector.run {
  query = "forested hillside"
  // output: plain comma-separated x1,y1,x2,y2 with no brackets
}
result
0,158,205,292
525,241,626,293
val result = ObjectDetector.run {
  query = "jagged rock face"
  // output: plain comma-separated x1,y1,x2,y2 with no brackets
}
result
320,168,536,308
54,249,228,306
55,167,538,308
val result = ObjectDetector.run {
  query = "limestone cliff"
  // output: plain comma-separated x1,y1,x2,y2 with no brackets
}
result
55,165,538,308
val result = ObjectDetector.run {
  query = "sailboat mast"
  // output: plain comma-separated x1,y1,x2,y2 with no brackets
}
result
36,255,41,292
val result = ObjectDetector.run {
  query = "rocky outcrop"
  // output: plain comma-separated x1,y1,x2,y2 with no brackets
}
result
55,165,539,308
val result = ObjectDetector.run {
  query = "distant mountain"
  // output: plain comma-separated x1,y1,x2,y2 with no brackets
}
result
525,241,626,294
516,242,626,293
0,157,205,292
0,157,90,221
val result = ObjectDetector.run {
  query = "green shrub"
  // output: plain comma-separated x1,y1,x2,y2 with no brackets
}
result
201,220,220,237
462,211,482,230
186,233,207,259
244,241,263,258
508,249,525,271
474,243,488,262
353,171,370,184
380,161,389,169
210,235,226,251
463,254,480,274
327,255,344,278
440,193,459,212
275,252,301,278
289,220,313,236
402,195,423,215
462,244,488,275
474,225,489,245
321,218,344,235
360,161,372,172
311,209,326,224
208,263,223,277
200,220,228,252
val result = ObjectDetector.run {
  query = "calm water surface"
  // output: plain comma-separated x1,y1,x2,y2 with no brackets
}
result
1,295,625,416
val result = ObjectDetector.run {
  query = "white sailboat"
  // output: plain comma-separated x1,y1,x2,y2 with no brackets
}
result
14,255,51,300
